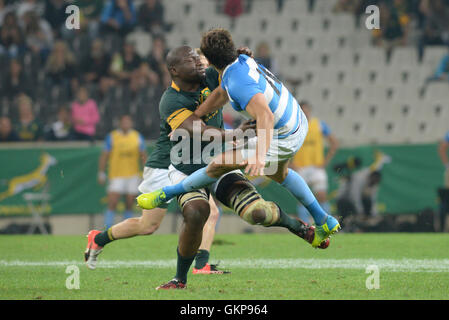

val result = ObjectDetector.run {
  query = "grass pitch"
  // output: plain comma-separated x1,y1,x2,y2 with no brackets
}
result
1,233,449,300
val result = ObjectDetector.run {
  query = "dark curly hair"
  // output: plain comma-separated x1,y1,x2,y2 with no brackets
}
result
200,28,237,70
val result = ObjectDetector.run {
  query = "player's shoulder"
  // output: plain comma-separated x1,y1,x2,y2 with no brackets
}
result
159,87,187,117
445,131,449,142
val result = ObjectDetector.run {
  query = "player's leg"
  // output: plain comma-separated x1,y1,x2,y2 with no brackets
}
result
267,160,339,247
295,167,314,224
123,175,142,220
137,149,245,210
84,208,166,269
157,191,211,290
105,191,121,229
193,196,230,274
213,171,328,248
85,168,170,269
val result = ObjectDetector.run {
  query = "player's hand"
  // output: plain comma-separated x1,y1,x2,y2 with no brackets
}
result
237,120,256,133
243,155,266,176
237,46,254,58
98,172,107,185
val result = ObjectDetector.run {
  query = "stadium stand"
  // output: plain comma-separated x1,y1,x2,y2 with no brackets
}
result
0,0,448,146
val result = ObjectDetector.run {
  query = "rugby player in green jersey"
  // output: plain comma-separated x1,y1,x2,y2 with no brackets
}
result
85,46,328,290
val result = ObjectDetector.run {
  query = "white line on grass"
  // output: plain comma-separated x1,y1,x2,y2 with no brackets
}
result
1,258,449,272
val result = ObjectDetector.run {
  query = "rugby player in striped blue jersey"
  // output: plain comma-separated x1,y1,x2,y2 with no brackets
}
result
138,29,340,248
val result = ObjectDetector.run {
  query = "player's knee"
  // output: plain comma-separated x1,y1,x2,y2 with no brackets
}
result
251,208,267,225
183,201,210,227
241,200,279,226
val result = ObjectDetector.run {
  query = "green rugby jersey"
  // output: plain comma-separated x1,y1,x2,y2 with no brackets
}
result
146,67,222,174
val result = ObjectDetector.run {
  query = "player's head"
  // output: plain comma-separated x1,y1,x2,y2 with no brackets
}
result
119,114,133,132
200,28,237,70
195,48,210,68
166,46,206,83
299,100,312,119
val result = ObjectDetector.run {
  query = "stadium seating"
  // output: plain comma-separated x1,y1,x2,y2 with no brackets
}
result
1,0,447,146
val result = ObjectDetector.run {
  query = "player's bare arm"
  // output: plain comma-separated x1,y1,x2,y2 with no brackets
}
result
439,140,449,167
323,134,339,167
193,86,229,118
244,93,274,176
98,150,110,185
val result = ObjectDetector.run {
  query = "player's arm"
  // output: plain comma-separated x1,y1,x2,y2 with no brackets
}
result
324,134,339,167
438,139,449,168
176,112,254,141
244,93,275,176
166,104,254,142
98,151,109,184
193,86,229,118
138,133,147,168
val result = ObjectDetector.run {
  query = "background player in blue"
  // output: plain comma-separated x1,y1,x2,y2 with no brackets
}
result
137,29,340,247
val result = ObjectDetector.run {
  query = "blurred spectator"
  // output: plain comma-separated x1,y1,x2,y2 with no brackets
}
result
15,94,43,141
45,40,77,95
333,0,359,13
138,0,165,35
254,42,279,76
418,0,449,61
224,0,243,18
372,2,406,61
80,39,113,95
17,0,44,19
100,0,137,36
335,152,391,225
144,35,170,87
438,131,449,187
45,106,73,141
0,0,15,26
74,0,104,39
0,11,24,58
22,10,53,59
2,58,32,100
0,116,19,142
110,39,143,92
71,86,100,141
43,0,69,36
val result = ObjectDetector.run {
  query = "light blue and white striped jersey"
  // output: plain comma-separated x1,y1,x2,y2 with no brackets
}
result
221,54,302,138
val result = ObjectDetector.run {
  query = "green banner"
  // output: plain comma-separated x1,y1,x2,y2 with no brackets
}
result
0,143,446,217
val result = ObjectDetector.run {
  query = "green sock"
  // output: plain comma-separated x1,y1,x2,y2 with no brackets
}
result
194,249,210,269
273,208,307,236
175,247,196,284
94,228,115,247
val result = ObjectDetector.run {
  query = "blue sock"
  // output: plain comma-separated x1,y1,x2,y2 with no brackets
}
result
123,210,133,220
281,169,328,225
104,209,115,229
320,201,331,214
297,204,312,225
163,167,218,200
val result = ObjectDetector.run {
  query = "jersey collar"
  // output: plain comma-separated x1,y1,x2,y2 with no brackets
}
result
171,81,181,92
